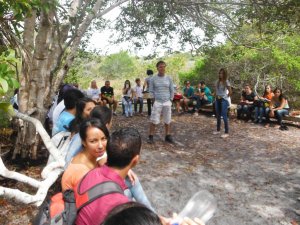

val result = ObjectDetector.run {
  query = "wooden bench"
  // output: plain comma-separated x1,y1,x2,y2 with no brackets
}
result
282,115,300,123
198,103,237,116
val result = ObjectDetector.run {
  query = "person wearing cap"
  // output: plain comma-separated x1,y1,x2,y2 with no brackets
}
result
180,80,195,113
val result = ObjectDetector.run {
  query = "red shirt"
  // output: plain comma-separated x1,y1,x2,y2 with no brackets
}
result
76,165,129,225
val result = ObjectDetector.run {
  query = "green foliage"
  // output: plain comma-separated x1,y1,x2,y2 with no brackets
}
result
0,50,19,96
0,102,14,128
98,51,136,80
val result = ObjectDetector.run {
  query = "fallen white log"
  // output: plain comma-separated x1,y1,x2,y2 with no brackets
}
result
0,168,63,206
0,157,41,188
15,112,65,166
0,112,65,206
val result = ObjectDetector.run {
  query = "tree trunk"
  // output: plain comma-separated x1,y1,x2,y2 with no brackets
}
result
16,4,55,159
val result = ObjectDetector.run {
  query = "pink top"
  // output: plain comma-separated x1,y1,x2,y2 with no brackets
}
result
76,165,129,225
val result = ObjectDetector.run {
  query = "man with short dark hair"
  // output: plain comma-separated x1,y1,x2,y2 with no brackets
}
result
148,61,174,144
75,128,142,225
143,69,154,116
180,80,195,112
194,81,213,114
101,81,118,115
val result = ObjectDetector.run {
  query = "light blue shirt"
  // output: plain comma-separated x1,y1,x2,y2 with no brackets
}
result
64,133,82,168
52,111,74,136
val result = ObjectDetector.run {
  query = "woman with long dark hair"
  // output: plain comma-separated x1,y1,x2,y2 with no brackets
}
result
265,87,289,130
213,68,232,138
122,80,134,117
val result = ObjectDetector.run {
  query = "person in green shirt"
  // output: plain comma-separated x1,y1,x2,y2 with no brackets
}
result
194,81,213,111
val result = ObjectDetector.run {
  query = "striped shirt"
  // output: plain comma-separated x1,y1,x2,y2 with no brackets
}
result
149,75,174,103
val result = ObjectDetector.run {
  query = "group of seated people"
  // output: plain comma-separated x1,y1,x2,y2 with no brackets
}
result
87,70,154,118
236,84,290,130
45,84,204,225
173,81,214,114
86,80,118,115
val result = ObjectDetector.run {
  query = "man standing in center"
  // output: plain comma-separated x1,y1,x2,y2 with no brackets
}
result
148,61,174,144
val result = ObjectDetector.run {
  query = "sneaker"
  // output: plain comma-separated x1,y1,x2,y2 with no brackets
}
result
165,135,174,144
213,131,221,135
148,135,154,144
193,112,199,116
279,125,289,131
221,133,229,138
113,112,117,116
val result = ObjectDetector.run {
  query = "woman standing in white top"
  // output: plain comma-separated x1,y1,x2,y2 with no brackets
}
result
214,68,232,138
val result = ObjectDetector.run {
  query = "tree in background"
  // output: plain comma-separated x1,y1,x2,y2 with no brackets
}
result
0,0,299,158
99,51,136,80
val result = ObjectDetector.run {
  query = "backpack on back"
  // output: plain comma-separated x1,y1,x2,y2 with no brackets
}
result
33,181,123,225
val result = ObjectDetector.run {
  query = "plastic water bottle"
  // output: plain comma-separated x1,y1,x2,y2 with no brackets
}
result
172,190,217,225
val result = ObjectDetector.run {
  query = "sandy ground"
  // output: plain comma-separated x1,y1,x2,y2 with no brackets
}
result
117,113,300,225
0,112,300,225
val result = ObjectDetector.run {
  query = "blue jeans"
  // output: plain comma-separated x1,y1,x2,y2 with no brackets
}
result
122,98,133,117
134,97,143,113
195,96,211,110
237,104,254,120
124,176,155,212
254,106,265,122
265,108,289,125
215,98,229,133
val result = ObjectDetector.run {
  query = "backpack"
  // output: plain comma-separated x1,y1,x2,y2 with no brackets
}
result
46,131,71,166
33,181,123,225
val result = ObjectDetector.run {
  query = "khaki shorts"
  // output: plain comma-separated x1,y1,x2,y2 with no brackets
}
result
150,100,172,125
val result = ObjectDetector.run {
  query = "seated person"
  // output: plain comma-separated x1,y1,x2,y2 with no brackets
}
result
173,85,183,114
65,106,113,167
122,80,134,118
254,85,273,124
86,80,102,105
101,80,118,115
237,84,257,121
194,81,213,110
133,78,144,115
265,87,289,130
180,81,195,112
75,127,146,224
52,89,84,136
63,116,154,212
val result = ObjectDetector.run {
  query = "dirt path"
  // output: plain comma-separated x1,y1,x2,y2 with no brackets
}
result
0,113,300,225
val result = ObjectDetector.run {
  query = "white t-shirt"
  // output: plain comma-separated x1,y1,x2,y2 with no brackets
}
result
86,88,100,100
134,85,143,98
